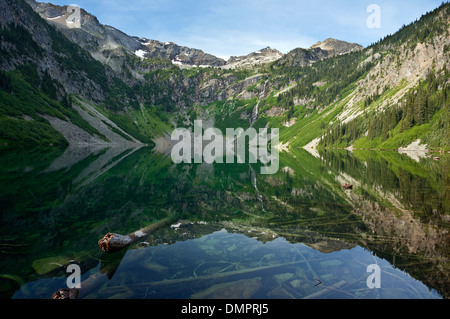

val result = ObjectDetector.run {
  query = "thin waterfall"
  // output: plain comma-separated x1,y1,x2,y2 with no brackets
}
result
249,79,269,213
250,79,268,127
249,163,266,213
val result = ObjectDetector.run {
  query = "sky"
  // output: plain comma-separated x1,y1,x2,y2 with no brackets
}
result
40,0,444,59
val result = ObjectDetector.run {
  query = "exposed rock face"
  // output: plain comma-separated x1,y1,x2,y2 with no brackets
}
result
25,0,226,69
139,39,226,67
357,33,450,101
23,1,362,75
310,38,363,57
1,0,110,101
276,47,330,67
137,43,283,69
26,0,142,53
224,47,284,69
196,73,265,105
276,38,363,67
26,0,284,70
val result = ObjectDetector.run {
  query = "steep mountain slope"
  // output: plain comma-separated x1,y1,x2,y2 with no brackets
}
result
1,0,448,154
264,3,450,153
0,0,311,147
0,0,178,147
0,0,125,147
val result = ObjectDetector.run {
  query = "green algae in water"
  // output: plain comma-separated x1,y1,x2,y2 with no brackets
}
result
32,256,71,275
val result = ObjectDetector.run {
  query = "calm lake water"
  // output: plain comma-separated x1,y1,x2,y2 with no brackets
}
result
0,145,448,299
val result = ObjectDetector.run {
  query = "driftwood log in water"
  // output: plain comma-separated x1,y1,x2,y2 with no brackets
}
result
51,246,128,299
51,248,128,299
51,209,178,299
51,288,79,299
51,273,108,299
98,209,177,253
98,232,135,253
104,259,321,294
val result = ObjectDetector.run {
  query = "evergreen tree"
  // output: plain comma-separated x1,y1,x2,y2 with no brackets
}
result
0,71,12,93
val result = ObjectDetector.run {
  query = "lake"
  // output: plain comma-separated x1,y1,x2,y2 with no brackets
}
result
0,144,448,299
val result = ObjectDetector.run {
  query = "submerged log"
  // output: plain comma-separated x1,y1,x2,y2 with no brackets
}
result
98,232,134,253
51,272,109,300
98,209,177,253
52,209,178,299
51,288,79,299
51,246,128,299
303,280,346,299
105,259,322,294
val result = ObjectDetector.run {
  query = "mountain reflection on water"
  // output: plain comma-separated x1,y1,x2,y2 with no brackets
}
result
0,144,448,299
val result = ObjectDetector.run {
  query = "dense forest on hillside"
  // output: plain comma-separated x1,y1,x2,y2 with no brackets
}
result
319,68,449,150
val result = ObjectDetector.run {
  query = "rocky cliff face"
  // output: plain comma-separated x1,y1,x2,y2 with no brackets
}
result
25,0,142,53
334,12,450,127
138,39,226,67
26,0,227,69
357,34,449,103
24,0,152,82
1,0,112,102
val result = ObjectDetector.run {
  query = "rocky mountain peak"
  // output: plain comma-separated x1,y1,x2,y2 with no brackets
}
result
310,38,363,56
25,0,142,54
136,39,227,67
224,47,284,69
276,38,364,67
25,0,226,68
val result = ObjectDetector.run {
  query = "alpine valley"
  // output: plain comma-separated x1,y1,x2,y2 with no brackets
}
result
1,0,448,152
0,0,449,302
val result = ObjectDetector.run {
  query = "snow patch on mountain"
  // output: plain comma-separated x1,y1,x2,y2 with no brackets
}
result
134,49,147,58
